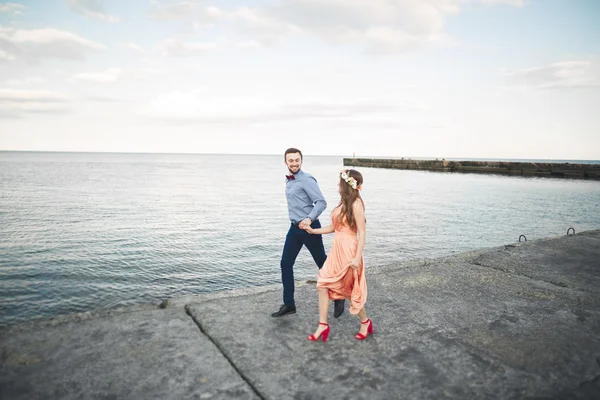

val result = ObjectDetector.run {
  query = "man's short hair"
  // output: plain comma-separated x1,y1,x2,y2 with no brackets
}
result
284,148,303,161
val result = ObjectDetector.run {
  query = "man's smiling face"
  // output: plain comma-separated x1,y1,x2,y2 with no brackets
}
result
285,152,302,174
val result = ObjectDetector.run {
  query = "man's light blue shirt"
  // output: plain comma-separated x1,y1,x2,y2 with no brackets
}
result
285,169,327,223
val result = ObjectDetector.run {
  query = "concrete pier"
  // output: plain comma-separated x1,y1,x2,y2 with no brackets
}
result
343,158,600,180
1,230,600,399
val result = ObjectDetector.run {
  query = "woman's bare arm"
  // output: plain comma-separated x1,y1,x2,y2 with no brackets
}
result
306,224,335,235
348,200,366,268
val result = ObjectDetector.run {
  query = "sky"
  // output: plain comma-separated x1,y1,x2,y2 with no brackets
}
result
0,0,599,159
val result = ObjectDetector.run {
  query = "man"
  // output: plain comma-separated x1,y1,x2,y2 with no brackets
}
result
271,147,345,318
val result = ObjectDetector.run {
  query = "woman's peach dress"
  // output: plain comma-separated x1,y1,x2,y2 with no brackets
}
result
316,205,367,314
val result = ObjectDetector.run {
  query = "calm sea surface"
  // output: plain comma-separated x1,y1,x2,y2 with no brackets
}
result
1,152,599,326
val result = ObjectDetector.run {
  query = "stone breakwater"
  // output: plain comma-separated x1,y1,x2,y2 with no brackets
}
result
1,230,599,399
343,158,600,179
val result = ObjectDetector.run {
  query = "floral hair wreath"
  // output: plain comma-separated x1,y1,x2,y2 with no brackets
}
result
340,170,362,190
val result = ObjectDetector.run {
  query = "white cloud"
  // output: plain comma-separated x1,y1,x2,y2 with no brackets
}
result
265,0,522,53
157,0,522,53
66,0,119,22
131,68,164,81
229,6,303,46
506,61,600,90
361,26,438,54
5,76,46,85
0,88,68,102
139,91,427,124
71,68,123,83
236,40,262,49
0,2,25,16
203,5,223,19
474,0,523,6
86,95,126,102
0,88,70,117
126,42,148,55
0,48,17,62
150,0,222,22
150,0,199,19
0,27,105,62
156,38,217,57
69,67,163,83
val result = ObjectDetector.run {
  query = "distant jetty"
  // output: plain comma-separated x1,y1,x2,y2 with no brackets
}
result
343,158,600,180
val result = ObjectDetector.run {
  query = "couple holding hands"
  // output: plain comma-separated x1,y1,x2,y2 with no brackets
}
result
271,148,373,342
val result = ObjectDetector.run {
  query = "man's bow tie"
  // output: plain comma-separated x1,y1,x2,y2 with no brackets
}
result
286,174,295,180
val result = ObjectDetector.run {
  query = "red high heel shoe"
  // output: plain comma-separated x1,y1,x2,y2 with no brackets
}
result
307,322,330,342
355,318,373,340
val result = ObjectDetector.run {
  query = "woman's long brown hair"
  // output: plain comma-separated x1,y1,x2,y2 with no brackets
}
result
336,169,364,230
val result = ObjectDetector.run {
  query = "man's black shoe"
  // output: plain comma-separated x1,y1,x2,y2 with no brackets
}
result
333,299,345,318
271,304,296,318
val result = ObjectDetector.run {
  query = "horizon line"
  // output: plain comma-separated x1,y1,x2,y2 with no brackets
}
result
0,149,598,162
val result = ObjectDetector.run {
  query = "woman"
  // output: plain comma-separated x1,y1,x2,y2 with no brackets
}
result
305,169,372,342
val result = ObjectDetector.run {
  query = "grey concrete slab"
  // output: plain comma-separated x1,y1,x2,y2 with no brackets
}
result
579,230,600,240
374,261,600,378
187,233,600,400
188,287,545,400
0,308,258,400
466,232,600,294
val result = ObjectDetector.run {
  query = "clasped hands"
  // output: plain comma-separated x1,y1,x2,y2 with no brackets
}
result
299,218,312,231
303,221,361,269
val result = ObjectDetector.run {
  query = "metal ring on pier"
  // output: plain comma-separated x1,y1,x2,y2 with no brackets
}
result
519,235,527,242
567,227,575,236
